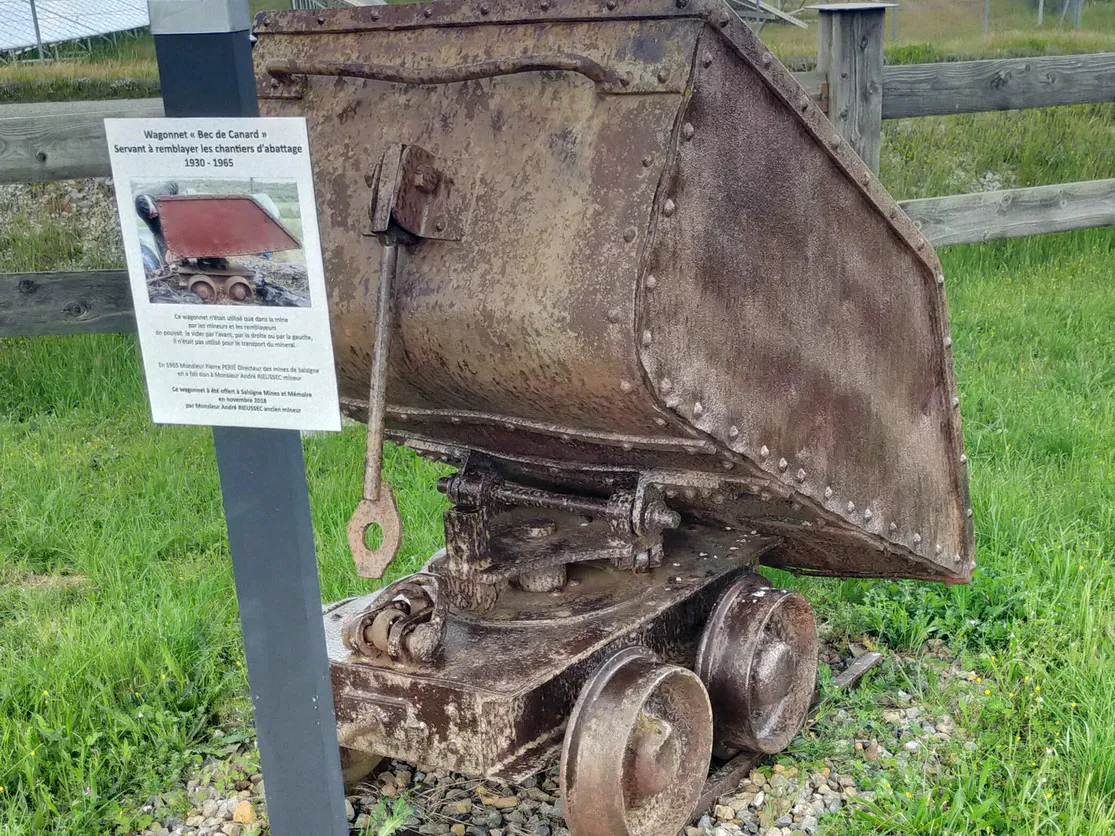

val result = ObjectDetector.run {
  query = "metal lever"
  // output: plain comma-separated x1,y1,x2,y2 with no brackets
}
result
347,239,403,578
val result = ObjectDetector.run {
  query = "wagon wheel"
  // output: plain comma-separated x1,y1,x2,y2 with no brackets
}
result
225,277,253,302
187,276,217,302
695,574,817,754
560,646,713,836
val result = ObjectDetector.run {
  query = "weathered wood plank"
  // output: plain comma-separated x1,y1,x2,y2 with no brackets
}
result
0,270,136,337
0,98,163,185
899,178,1115,246
818,5,887,171
882,53,1115,119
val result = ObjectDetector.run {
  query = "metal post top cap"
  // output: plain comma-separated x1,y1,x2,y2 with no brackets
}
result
148,0,252,36
806,2,897,10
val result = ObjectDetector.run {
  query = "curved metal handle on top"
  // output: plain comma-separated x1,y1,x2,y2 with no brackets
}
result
265,53,624,89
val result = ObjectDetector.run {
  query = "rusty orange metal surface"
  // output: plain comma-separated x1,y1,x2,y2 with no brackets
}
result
254,0,972,585
156,194,300,259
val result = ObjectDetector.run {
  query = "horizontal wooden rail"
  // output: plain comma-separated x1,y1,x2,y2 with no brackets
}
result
900,178,1115,247
0,51,1111,183
0,270,135,336
3,178,1113,338
882,53,1115,119
0,98,163,184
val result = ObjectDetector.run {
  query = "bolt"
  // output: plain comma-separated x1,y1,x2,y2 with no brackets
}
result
778,458,788,471
642,330,653,346
966,508,974,518
607,0,616,8
423,6,432,15
960,454,968,464
728,425,739,438
317,14,325,23
824,486,832,499
702,51,713,68
270,78,280,89
480,2,490,12
954,554,962,565
913,533,922,544
660,377,672,392
952,396,960,407
620,380,634,393
682,122,695,140
541,0,549,8
761,52,773,66
645,275,658,289
945,337,953,348
642,154,653,167
760,445,769,458
663,198,676,217
657,69,669,84
654,417,667,427
864,508,873,520
847,501,855,513
718,10,730,25
889,522,897,532
830,135,841,148
623,227,637,243
693,401,704,417
606,308,620,323
935,544,943,555
435,220,446,232
796,468,806,482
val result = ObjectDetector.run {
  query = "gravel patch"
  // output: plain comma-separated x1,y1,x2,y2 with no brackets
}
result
132,636,975,836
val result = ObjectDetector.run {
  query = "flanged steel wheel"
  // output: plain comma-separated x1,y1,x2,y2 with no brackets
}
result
188,276,217,302
695,574,818,754
560,646,713,836
225,277,253,302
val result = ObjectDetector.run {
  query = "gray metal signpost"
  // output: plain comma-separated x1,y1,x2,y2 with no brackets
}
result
146,2,349,834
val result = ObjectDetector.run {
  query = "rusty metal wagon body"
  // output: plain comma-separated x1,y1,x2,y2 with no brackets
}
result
253,0,973,831
154,194,300,302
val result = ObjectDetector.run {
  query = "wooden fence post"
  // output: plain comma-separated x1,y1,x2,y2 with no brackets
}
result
815,3,891,172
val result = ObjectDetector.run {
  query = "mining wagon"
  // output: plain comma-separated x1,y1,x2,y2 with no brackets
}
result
153,194,300,303
252,0,974,832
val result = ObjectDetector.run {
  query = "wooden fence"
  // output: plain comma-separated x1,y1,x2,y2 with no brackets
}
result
1,4,1113,338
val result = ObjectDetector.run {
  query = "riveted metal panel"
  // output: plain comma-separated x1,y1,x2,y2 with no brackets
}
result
253,0,972,582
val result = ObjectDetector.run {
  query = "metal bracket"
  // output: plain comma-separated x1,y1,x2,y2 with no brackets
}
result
367,144,469,241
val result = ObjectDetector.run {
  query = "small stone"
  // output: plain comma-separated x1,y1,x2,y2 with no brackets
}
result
344,799,355,821
490,796,520,809
455,799,474,815
903,740,921,753
864,741,884,761
752,791,765,808
714,804,736,820
382,784,398,797
232,800,256,824
220,824,242,836
774,815,792,827
355,813,372,829
395,769,413,788
201,800,220,819
452,825,467,836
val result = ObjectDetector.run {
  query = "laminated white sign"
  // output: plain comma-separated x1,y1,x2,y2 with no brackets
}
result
104,116,341,432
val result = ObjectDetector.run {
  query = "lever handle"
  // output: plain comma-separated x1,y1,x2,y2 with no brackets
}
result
265,53,623,89
347,240,402,578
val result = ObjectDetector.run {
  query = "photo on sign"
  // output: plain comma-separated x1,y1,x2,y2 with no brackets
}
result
131,178,311,308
